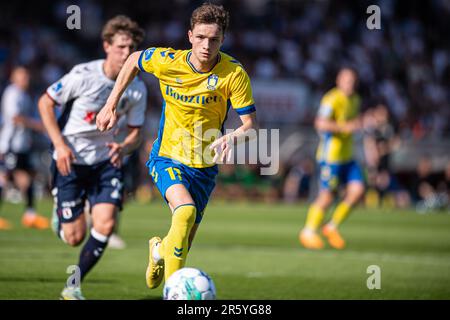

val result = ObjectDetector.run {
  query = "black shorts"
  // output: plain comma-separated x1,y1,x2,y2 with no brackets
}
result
51,160,124,223
1,152,33,172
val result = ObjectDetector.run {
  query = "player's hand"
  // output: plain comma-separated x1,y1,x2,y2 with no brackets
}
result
349,119,362,132
96,105,117,132
107,142,123,168
341,119,361,134
55,144,75,176
13,115,27,126
210,134,233,164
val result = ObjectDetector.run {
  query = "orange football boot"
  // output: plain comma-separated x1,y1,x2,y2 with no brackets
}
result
299,230,324,250
22,213,50,229
0,217,12,230
322,224,345,249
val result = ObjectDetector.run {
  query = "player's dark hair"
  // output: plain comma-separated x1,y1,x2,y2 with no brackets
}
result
338,66,359,79
102,15,145,48
190,2,229,35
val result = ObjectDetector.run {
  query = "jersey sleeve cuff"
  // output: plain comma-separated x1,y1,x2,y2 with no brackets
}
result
235,104,256,115
45,90,59,105
137,50,146,72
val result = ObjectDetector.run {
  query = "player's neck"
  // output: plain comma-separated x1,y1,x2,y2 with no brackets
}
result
13,83,27,91
189,53,219,73
102,60,120,81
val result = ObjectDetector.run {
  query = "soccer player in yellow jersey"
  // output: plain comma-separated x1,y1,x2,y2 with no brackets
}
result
96,3,257,289
299,67,365,250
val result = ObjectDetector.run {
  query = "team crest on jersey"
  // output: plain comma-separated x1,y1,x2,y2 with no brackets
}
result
144,48,156,62
206,74,219,90
321,166,331,180
52,81,63,94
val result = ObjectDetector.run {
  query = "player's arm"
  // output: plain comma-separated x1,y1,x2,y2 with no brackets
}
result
13,115,45,132
315,117,340,133
96,51,141,132
37,93,75,176
210,112,258,163
362,133,379,168
223,112,259,144
107,127,142,168
314,99,361,134
231,112,259,143
315,117,360,134
3,89,45,132
211,66,259,163
108,81,147,167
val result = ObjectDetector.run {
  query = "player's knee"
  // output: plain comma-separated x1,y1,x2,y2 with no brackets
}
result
316,192,334,209
357,185,366,197
346,183,365,203
317,199,332,210
64,230,85,247
14,173,31,191
352,183,366,197
93,219,115,236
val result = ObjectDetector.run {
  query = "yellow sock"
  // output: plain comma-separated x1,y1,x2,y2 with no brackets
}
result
304,204,325,231
331,201,351,227
160,204,196,281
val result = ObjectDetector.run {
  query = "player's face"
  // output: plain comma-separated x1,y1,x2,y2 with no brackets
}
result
336,69,357,96
188,23,224,66
104,33,135,70
12,68,30,90
374,105,388,122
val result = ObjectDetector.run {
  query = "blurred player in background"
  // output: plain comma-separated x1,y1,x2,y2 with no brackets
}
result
38,16,146,299
363,103,408,208
0,66,48,230
299,67,365,250
97,3,258,290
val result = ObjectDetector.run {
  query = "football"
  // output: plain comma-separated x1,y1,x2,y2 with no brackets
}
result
163,267,216,300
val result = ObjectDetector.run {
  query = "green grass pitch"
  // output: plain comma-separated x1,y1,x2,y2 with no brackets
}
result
1,199,449,299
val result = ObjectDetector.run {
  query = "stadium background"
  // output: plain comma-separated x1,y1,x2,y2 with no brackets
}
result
0,0,449,300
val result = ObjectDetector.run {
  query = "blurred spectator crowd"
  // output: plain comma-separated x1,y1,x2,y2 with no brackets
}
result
1,0,449,137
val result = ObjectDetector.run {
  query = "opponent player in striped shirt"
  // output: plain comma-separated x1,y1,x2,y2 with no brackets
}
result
38,16,147,299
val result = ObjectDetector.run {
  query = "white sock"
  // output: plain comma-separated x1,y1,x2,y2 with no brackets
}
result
91,228,109,243
326,222,337,229
59,230,67,244
302,227,315,235
25,208,36,216
152,242,162,263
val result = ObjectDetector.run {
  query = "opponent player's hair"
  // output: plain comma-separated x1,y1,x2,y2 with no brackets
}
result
102,15,145,47
190,2,230,35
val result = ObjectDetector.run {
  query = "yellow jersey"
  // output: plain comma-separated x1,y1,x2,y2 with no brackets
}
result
315,88,361,163
138,47,256,168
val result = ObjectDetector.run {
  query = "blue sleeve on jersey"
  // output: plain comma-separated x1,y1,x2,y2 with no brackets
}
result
138,48,157,72
235,104,256,115
138,50,146,72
